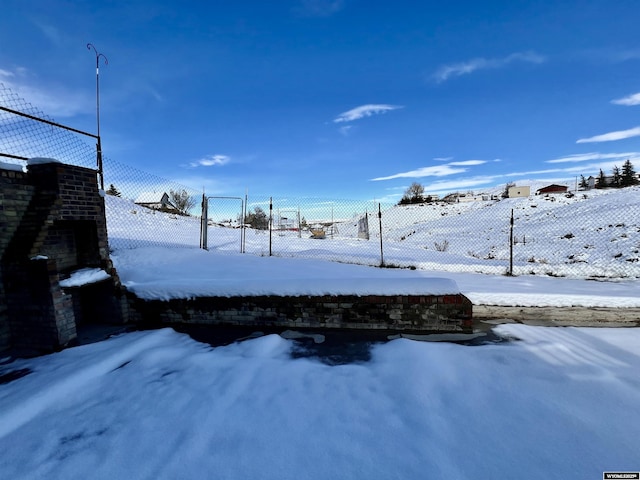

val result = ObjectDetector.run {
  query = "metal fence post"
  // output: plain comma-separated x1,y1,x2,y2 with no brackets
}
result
269,197,273,256
378,203,384,267
508,208,514,276
200,194,208,250
243,191,248,253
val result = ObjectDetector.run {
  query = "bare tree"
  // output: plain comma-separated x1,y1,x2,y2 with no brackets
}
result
169,189,196,215
399,182,425,204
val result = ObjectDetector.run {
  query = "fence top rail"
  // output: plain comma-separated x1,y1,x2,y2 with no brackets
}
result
0,105,98,139
0,152,28,161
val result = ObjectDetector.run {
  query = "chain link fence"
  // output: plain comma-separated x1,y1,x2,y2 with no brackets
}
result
203,191,640,279
0,82,202,252
3,82,639,279
0,83,97,169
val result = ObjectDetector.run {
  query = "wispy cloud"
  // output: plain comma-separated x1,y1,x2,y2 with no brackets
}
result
432,51,546,83
188,154,230,168
371,165,466,181
606,48,640,63
546,152,640,163
371,159,487,181
33,20,65,47
422,176,497,193
576,127,640,144
0,67,91,118
334,104,403,123
338,125,353,136
294,0,345,17
611,92,640,106
397,153,640,195
449,160,487,166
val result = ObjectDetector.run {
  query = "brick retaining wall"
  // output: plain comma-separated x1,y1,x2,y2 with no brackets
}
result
128,292,474,333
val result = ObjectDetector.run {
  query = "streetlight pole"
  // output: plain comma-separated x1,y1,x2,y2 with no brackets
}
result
87,43,108,189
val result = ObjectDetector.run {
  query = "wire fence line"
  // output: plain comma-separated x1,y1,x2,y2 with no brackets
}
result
2,82,639,279
199,190,640,279
0,81,202,250
0,83,98,169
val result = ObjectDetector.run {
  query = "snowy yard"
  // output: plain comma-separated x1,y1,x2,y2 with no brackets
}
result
1,187,639,479
1,325,639,479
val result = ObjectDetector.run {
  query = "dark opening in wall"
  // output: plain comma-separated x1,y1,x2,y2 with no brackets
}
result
45,221,100,274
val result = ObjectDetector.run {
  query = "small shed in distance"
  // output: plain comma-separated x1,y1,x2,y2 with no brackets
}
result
135,192,177,212
536,184,568,195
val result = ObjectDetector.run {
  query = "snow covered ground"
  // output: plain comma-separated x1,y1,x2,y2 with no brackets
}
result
1,325,639,479
104,193,640,308
1,187,639,479
106,186,640,280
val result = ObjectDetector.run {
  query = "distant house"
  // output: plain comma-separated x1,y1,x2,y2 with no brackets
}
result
442,192,491,203
536,184,568,195
507,186,530,198
134,192,178,212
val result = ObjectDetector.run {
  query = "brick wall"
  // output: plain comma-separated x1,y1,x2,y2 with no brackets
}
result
0,161,115,353
129,293,474,333
0,168,34,351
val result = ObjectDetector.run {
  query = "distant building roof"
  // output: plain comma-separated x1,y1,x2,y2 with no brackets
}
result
134,192,178,211
536,184,568,194
135,192,169,204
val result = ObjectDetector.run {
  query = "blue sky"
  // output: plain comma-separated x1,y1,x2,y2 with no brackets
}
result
2,0,640,201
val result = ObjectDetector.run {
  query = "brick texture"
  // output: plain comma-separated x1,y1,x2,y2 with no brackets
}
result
128,292,474,333
0,162,116,353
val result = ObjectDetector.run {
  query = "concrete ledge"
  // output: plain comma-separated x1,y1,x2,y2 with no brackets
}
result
474,305,640,327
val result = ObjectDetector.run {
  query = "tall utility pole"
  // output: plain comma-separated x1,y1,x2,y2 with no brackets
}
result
87,43,108,189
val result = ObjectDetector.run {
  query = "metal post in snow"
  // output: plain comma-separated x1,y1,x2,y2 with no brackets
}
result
243,190,248,253
269,197,273,256
200,194,208,250
509,208,514,276
378,203,384,267
239,199,244,253
331,207,334,239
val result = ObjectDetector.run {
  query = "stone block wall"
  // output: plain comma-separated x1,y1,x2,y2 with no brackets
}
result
128,292,474,333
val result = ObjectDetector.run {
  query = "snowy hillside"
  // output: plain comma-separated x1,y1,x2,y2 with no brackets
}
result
373,186,640,277
105,186,640,279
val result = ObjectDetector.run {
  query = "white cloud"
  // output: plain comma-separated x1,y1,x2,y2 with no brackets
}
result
546,152,640,163
611,92,640,106
422,176,497,193
448,160,487,166
371,158,489,182
371,164,467,181
576,126,640,144
188,154,230,168
334,104,403,123
432,51,546,83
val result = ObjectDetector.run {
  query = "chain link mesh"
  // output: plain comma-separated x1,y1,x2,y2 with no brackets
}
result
207,192,640,279
2,82,639,279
